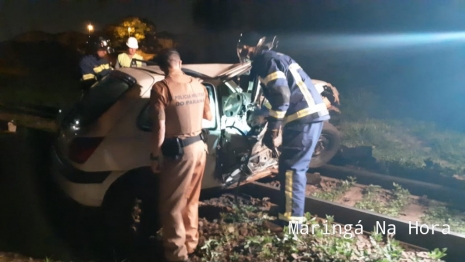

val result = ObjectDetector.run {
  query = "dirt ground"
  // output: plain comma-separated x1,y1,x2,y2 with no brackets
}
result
0,130,448,262
0,190,440,262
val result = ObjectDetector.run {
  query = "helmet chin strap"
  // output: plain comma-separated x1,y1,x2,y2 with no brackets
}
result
237,34,278,63
237,47,251,63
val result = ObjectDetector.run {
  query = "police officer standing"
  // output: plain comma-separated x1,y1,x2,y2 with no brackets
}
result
79,36,113,90
150,48,212,262
237,32,330,231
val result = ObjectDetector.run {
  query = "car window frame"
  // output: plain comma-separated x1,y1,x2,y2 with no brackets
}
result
60,71,137,129
136,82,219,132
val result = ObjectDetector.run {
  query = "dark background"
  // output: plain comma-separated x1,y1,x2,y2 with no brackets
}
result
1,0,465,131
1,1,465,260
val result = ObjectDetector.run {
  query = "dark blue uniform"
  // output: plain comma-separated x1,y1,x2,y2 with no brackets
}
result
79,55,112,81
251,49,330,225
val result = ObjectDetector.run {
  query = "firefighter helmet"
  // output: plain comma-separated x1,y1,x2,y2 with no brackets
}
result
85,35,114,54
237,31,279,63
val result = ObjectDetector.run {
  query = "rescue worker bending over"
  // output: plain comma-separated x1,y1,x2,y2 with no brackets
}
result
115,37,144,68
79,36,113,89
150,48,212,262
237,32,330,231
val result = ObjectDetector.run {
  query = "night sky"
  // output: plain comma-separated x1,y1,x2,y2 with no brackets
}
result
0,0,196,41
2,0,465,42
3,0,465,129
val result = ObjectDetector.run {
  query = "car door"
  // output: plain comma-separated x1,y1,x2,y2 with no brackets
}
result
199,62,256,189
135,63,254,189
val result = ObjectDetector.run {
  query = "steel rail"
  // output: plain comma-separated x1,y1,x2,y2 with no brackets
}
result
311,164,465,210
241,181,465,262
313,164,465,191
0,104,59,120
0,111,58,132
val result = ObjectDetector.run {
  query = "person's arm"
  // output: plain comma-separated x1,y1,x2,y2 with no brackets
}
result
150,83,167,158
114,58,121,69
202,84,213,121
80,57,96,80
260,59,290,131
136,54,145,67
93,60,113,79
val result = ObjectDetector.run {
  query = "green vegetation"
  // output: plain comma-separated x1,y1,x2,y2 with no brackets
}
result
421,203,465,234
354,183,411,217
311,176,356,201
309,176,465,235
339,89,465,177
194,205,446,261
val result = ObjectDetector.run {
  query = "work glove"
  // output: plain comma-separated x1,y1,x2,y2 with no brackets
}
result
263,129,279,150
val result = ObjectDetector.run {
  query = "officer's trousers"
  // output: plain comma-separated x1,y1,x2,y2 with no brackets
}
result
277,121,324,225
159,141,207,261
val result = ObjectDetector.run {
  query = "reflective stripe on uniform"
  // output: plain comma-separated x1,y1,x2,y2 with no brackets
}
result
82,73,96,80
259,70,286,86
264,96,328,124
93,64,110,73
263,98,286,119
284,63,329,124
263,100,272,109
269,110,286,119
288,63,316,108
283,103,328,125
278,170,306,223
285,170,293,219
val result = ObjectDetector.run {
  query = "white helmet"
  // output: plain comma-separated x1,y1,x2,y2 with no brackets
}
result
126,37,139,49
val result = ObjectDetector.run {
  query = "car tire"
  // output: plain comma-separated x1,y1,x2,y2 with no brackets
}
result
100,171,160,259
309,121,341,168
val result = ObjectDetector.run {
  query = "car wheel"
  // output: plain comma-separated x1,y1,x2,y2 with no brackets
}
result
101,172,160,259
309,121,341,168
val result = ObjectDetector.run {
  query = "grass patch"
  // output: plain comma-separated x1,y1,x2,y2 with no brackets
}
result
421,203,465,234
339,89,465,177
354,183,411,217
311,176,356,201
192,206,446,262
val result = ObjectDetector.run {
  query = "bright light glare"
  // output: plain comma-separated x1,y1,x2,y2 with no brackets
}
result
296,32,465,50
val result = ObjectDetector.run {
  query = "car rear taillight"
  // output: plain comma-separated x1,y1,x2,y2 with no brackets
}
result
68,137,104,164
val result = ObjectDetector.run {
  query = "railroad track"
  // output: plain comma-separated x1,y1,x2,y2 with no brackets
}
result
0,103,60,120
237,176,465,262
312,164,465,196
3,107,464,260
312,164,465,211
0,103,59,132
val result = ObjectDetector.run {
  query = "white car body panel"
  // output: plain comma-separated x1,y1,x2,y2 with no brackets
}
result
52,63,335,207
53,64,245,207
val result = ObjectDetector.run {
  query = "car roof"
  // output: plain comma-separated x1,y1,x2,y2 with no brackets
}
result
118,63,249,79
181,63,243,78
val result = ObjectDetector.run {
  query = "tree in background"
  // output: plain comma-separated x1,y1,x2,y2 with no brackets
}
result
104,16,157,52
104,16,177,55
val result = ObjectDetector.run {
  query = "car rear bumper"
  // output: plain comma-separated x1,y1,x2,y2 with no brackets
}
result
50,145,122,207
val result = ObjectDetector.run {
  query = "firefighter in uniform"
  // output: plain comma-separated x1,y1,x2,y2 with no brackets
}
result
237,32,330,230
79,36,113,90
150,48,212,262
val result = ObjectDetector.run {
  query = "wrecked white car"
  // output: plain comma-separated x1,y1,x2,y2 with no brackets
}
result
51,61,341,247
